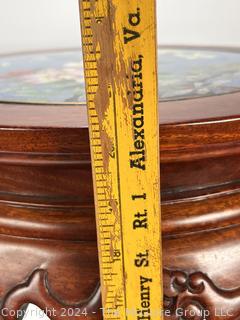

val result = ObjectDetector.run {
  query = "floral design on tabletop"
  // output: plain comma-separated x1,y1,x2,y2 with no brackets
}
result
0,48,240,103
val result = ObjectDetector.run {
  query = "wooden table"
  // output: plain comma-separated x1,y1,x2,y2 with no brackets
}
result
0,47,240,320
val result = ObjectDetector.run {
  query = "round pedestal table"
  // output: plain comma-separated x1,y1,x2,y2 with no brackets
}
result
0,47,240,320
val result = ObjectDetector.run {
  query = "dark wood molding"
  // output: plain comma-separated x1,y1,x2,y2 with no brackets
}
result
0,78,240,318
164,268,240,320
2,267,240,320
1,269,102,320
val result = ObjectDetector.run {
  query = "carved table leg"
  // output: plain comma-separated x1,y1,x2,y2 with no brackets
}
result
0,233,101,320
1,270,101,320
164,269,240,320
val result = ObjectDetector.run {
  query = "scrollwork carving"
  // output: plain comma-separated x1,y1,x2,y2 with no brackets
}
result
1,268,240,319
1,269,101,320
164,269,240,320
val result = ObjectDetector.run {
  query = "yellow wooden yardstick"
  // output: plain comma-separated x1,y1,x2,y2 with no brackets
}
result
79,0,163,319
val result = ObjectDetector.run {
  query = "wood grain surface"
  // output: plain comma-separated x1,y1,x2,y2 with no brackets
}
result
0,92,240,319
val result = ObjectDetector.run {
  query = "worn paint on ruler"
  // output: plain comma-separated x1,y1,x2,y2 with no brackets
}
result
79,0,163,319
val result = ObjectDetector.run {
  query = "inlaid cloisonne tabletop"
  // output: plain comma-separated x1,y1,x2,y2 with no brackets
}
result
0,47,240,104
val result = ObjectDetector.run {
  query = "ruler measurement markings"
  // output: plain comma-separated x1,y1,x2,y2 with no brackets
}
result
88,82,99,87
82,42,94,47
96,186,106,190
87,90,97,95
92,136,101,142
96,184,107,189
83,34,94,39
80,1,162,319
85,75,98,79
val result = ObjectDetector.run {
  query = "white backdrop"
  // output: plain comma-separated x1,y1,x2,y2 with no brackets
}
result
0,0,240,54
